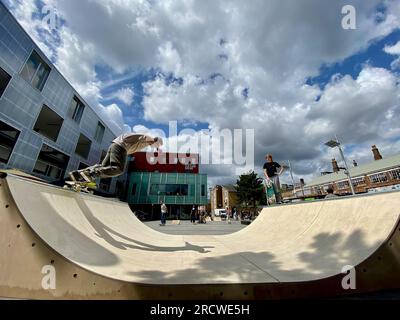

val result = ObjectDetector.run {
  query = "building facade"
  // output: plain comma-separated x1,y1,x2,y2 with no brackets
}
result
210,185,238,214
126,152,208,219
0,3,122,194
299,146,400,197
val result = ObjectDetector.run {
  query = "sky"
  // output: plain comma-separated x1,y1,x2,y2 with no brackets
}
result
4,0,400,187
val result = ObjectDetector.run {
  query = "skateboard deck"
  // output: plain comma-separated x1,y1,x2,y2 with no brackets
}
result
69,164,102,182
264,179,276,205
64,180,97,193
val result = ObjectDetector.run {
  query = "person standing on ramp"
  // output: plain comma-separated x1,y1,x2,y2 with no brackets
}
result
263,154,284,204
69,133,163,182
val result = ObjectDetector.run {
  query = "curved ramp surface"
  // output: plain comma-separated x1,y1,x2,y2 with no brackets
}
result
1,173,400,299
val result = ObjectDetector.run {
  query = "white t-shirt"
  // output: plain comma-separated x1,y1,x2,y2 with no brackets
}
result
161,203,168,213
112,133,153,154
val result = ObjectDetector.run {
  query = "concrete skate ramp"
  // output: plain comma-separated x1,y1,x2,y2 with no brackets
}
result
1,173,400,299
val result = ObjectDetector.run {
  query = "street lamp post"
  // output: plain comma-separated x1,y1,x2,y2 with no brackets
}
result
287,160,296,196
324,136,356,195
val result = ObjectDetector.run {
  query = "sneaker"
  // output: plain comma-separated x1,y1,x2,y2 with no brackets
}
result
69,171,81,182
79,170,94,182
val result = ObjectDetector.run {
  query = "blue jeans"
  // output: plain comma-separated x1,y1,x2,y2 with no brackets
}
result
160,212,166,225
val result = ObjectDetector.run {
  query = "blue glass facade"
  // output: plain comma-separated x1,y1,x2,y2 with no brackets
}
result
127,172,208,219
0,3,121,192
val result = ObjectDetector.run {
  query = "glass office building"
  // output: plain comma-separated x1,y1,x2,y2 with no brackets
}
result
0,3,122,194
126,152,208,219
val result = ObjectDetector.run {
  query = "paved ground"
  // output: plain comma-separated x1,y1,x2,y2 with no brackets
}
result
144,219,246,235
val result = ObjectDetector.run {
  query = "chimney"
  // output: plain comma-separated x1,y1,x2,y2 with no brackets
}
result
353,160,358,167
371,145,382,160
331,158,339,173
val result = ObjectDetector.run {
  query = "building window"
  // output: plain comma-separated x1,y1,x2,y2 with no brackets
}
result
389,169,400,181
33,144,69,180
369,173,388,184
78,162,89,170
0,66,12,98
351,177,365,187
100,150,107,163
94,122,105,143
150,184,189,196
337,181,349,190
201,184,206,197
99,178,112,192
322,185,330,192
20,50,50,91
75,134,92,159
33,105,64,142
0,121,20,164
68,96,85,124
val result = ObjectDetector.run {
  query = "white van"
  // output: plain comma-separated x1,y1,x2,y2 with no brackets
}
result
214,209,227,218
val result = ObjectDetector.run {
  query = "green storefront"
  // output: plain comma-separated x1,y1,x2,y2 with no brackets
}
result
127,172,208,220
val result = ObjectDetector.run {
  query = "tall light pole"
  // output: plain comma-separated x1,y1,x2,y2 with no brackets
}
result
324,136,355,195
287,160,295,196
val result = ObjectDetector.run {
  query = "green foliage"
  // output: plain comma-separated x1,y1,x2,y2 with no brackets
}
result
235,170,265,207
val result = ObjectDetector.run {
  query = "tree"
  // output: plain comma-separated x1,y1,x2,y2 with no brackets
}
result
235,171,265,215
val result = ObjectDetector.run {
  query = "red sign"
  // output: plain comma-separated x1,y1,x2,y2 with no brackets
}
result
129,152,199,174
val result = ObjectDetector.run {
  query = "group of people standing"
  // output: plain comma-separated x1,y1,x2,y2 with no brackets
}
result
159,203,209,226
191,205,209,224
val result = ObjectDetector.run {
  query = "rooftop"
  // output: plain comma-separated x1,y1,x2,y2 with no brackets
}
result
223,185,237,192
306,153,400,187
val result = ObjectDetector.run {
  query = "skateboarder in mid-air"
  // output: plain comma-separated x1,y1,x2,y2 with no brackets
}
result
69,133,163,182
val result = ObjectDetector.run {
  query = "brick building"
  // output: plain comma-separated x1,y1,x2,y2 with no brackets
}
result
299,145,400,197
210,185,238,214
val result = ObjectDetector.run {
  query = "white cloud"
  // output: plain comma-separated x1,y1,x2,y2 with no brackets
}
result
391,57,400,70
99,103,131,135
3,0,55,58
104,87,135,105
116,87,135,105
6,0,400,185
384,41,400,70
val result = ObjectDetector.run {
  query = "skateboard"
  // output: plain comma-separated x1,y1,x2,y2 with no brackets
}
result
64,180,97,193
264,179,276,205
69,164,102,183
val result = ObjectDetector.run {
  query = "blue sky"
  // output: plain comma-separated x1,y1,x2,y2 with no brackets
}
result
4,0,400,185
307,29,400,90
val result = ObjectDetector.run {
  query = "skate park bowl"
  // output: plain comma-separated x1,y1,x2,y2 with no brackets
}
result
1,172,400,299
